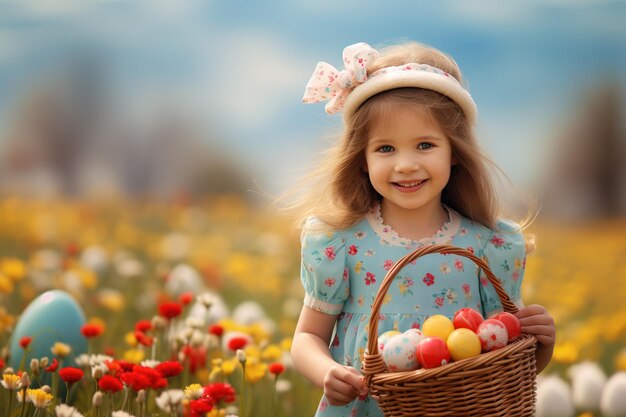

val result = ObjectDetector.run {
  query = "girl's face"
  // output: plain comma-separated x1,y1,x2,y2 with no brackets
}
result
364,106,454,219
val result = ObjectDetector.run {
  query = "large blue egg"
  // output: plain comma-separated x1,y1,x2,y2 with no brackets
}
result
9,290,87,381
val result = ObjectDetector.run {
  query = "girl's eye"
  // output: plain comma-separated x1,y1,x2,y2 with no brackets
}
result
417,142,433,150
377,145,394,153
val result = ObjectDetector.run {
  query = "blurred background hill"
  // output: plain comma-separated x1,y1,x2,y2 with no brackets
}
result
0,0,624,205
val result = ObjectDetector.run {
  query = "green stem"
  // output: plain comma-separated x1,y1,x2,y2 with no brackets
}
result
19,387,27,417
65,382,71,404
120,387,129,412
240,365,246,417
6,390,14,417
269,376,277,416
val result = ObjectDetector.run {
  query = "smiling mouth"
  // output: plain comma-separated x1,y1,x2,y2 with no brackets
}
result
393,180,427,188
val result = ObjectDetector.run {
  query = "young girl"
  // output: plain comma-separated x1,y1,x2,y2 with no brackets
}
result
290,41,555,417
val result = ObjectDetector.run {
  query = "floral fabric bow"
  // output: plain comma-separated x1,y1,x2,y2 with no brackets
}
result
302,42,379,114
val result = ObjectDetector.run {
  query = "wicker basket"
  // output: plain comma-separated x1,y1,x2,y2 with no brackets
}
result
361,244,537,417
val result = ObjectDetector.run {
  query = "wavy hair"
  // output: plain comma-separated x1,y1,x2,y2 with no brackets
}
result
285,42,533,238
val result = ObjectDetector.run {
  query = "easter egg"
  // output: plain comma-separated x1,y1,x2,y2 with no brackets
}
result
453,308,484,332
9,290,87,383
476,319,509,352
416,336,450,369
422,315,455,341
382,333,420,372
446,328,482,361
403,328,426,346
377,330,401,353
491,312,522,342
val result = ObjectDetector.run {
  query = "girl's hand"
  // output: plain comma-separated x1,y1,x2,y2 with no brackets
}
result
514,304,555,347
323,364,368,406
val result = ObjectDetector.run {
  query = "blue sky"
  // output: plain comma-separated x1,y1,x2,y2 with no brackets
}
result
1,0,625,193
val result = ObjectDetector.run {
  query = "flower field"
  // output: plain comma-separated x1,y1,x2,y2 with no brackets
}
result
0,196,625,416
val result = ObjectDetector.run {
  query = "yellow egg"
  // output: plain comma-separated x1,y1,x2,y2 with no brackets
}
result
422,315,455,341
446,328,482,361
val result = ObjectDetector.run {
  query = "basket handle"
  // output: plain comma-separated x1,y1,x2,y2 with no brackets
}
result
365,243,519,358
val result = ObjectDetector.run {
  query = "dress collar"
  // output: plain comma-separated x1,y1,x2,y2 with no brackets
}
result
365,203,461,247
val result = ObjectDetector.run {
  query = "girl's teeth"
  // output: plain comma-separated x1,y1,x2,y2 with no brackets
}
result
398,181,422,187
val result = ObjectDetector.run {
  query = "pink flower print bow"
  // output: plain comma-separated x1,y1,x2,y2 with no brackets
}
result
302,42,379,114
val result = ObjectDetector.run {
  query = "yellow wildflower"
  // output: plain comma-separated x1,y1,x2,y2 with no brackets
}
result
279,337,292,352
96,289,125,312
77,267,98,289
221,358,238,376
261,344,282,362
27,388,54,408
184,384,204,400
1,258,27,281
51,342,71,358
552,341,579,364
1,373,22,390
0,274,14,294
125,331,137,347
244,345,261,360
0,306,15,333
123,348,144,364
207,410,226,417
244,357,267,384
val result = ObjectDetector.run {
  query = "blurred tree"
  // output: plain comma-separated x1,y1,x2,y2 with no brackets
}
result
539,80,626,220
0,52,252,200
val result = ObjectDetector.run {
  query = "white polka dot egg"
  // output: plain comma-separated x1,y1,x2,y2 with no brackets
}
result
377,330,401,353
381,332,420,371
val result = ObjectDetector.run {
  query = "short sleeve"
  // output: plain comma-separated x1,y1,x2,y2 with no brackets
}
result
478,219,527,317
300,218,349,315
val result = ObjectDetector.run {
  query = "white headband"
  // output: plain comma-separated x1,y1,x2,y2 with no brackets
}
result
302,42,477,125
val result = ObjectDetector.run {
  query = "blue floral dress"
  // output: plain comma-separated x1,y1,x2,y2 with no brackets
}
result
300,204,526,417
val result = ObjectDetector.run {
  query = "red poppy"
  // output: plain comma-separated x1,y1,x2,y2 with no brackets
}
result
208,324,224,337
158,301,182,320
19,336,32,349
45,358,59,372
153,377,168,389
117,360,135,372
179,292,194,306
120,371,151,392
132,365,163,389
81,323,104,338
268,362,285,376
134,331,154,347
135,320,152,333
189,395,214,417
155,361,183,378
0,359,4,370
59,367,84,384
98,375,123,393
180,346,207,374
226,336,248,351
203,382,236,403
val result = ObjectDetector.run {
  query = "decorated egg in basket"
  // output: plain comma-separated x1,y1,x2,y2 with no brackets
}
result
382,333,420,371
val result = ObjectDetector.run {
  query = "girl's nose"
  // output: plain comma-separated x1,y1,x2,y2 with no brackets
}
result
394,156,419,173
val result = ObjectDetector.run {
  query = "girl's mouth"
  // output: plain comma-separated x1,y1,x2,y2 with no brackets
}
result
392,179,427,192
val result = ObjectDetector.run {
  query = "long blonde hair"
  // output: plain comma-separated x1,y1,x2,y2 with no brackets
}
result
286,42,531,236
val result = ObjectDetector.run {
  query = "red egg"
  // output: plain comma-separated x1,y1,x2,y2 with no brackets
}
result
452,307,484,332
476,319,508,352
490,312,522,342
416,337,451,369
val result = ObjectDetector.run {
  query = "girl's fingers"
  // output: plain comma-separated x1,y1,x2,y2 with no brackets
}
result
514,304,548,319
520,324,555,337
343,368,368,395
